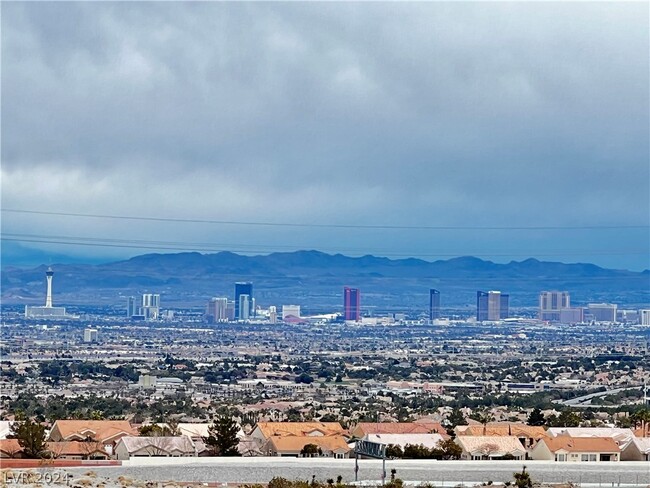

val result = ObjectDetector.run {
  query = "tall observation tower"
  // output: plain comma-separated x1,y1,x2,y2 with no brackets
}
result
45,267,54,307
25,267,67,318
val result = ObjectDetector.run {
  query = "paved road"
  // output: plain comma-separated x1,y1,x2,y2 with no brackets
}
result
61,459,650,486
558,387,638,406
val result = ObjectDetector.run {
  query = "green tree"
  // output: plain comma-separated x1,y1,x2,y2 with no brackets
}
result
437,438,463,460
300,443,321,457
527,408,545,426
548,410,581,428
139,424,177,437
445,408,466,436
319,413,339,422
295,373,314,384
616,416,632,428
403,443,432,459
385,444,404,459
204,415,240,456
513,466,533,488
11,417,47,459
630,408,650,431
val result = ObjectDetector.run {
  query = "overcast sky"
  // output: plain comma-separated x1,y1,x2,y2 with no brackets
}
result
2,2,649,270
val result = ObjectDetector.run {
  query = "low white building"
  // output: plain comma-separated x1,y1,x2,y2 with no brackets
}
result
531,437,620,462
454,436,526,461
114,436,196,460
364,433,446,451
547,427,635,445
620,437,650,461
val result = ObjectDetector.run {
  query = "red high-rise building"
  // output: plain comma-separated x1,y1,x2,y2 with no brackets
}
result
344,287,360,321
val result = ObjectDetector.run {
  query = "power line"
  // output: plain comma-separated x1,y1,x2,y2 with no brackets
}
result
2,233,649,258
2,208,648,231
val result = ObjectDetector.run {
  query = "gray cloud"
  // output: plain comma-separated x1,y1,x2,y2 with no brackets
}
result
2,2,648,269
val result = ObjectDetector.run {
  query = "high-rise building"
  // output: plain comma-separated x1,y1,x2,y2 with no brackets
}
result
429,289,441,321
282,305,301,320
344,287,360,321
25,267,66,318
126,296,137,318
640,310,650,326
235,282,253,319
239,294,250,321
142,293,160,308
226,300,235,321
239,295,251,320
83,328,98,343
140,293,160,320
206,297,228,323
269,306,278,324
539,291,570,321
588,303,617,323
477,290,509,321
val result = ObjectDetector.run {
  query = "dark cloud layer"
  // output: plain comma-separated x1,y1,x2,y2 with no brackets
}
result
2,2,648,269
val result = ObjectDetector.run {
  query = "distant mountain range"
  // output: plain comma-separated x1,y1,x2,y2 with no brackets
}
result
1,250,648,310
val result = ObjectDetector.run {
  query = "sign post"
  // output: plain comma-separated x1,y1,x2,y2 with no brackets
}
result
354,440,387,484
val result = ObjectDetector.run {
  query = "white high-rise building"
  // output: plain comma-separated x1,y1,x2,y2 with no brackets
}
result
640,310,650,326
477,290,509,321
142,294,160,308
239,294,250,321
487,292,501,321
282,305,301,320
207,297,228,323
269,306,278,324
539,291,571,321
140,293,160,320
83,328,98,343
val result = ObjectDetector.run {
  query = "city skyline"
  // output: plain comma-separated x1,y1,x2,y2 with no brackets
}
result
18,266,648,325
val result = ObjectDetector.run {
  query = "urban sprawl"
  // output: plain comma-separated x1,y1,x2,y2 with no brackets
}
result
1,268,649,482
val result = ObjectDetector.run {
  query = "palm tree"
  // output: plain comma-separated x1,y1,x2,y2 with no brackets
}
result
631,408,650,433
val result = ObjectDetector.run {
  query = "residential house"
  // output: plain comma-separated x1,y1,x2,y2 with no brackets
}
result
0,439,23,458
455,423,547,449
363,433,446,451
351,422,446,439
46,441,109,460
546,427,634,446
251,422,346,443
237,437,265,457
48,420,138,457
620,437,650,461
262,435,351,458
454,436,526,460
114,435,196,460
531,436,620,462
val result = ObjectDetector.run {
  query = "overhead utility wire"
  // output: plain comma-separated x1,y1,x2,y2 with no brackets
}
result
2,208,648,231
